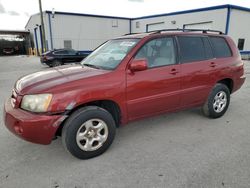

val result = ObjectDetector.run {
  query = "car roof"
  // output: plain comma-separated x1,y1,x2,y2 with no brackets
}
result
116,30,226,40
117,33,150,39
53,48,76,51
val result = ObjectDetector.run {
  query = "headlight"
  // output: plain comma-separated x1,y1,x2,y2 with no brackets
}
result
21,94,52,112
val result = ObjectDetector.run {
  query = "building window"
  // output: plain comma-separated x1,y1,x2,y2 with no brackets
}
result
136,21,140,28
46,40,49,50
64,40,72,49
238,38,245,51
112,20,118,27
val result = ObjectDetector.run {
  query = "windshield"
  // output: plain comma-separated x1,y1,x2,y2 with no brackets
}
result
81,39,139,70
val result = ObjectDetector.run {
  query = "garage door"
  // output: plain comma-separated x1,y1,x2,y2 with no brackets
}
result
146,22,165,32
184,22,213,30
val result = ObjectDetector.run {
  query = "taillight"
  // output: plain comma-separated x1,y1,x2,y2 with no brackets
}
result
43,55,53,60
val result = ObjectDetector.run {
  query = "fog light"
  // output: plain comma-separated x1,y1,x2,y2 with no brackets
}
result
14,124,23,134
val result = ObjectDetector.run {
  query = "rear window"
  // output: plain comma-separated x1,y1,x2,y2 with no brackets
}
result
54,50,68,55
209,37,232,58
178,36,207,63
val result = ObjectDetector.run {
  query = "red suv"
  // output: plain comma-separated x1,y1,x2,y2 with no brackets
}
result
4,30,245,159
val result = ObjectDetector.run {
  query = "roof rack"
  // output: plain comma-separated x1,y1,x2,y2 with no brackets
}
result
123,32,143,36
149,28,224,35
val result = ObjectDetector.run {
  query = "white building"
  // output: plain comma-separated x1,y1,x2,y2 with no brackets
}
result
25,12,131,55
25,4,250,56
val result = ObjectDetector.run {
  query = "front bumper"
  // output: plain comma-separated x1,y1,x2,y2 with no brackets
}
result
4,98,67,145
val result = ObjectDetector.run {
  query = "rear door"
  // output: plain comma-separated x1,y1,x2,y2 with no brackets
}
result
54,50,69,63
67,49,80,62
177,36,215,107
126,36,181,120
208,36,233,79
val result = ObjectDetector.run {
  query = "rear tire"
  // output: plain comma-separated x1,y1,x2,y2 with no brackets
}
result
62,106,116,159
52,60,61,67
203,83,230,118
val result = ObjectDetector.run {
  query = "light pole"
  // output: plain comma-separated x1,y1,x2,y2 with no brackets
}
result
38,0,47,53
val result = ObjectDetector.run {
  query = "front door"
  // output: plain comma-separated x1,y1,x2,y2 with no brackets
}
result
126,37,181,121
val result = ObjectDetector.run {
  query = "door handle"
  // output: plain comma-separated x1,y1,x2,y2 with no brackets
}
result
170,68,178,75
209,62,217,67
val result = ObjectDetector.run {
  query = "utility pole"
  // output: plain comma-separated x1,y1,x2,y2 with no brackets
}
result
39,0,47,53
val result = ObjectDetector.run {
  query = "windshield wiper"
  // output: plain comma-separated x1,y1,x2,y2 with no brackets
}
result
83,63,101,69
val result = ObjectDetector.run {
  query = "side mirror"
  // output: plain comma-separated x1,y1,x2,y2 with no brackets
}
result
129,58,148,72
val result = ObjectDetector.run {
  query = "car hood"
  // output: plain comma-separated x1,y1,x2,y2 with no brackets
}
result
15,65,110,95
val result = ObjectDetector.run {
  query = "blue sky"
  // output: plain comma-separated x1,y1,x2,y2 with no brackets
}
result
0,0,250,30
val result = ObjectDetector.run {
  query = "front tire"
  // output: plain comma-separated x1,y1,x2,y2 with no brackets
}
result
52,60,61,67
62,106,116,159
203,83,230,118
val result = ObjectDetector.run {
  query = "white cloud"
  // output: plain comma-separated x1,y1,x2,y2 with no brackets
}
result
0,14,29,30
8,10,19,16
0,1,6,13
128,0,144,2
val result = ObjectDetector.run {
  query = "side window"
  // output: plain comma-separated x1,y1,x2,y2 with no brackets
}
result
178,36,206,63
209,37,232,58
202,37,213,59
54,50,68,55
68,49,77,55
53,51,61,55
134,37,176,68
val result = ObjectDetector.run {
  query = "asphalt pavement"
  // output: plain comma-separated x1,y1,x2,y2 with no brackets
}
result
0,56,250,188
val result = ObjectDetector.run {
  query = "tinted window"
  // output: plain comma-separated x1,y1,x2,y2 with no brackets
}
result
54,50,68,55
135,37,176,68
209,37,232,58
203,37,213,59
178,36,206,63
67,49,77,55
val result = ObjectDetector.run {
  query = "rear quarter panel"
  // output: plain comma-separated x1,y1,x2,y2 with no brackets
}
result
217,36,245,92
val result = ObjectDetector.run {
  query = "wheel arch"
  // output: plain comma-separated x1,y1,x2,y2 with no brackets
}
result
217,78,234,93
56,99,122,136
